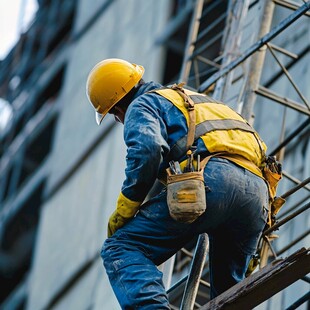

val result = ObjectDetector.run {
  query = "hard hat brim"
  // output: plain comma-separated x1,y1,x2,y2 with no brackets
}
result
96,112,104,125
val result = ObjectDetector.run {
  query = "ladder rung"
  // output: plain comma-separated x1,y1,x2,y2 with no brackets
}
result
199,279,211,288
268,43,298,59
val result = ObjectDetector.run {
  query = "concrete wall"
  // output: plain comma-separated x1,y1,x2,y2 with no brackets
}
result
26,1,172,309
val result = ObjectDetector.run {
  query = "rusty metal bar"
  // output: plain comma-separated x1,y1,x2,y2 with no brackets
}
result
264,202,310,235
255,86,310,116
281,177,310,199
179,0,205,84
198,1,310,93
266,43,310,110
282,171,310,192
278,194,310,219
276,229,310,256
270,118,310,156
267,43,298,59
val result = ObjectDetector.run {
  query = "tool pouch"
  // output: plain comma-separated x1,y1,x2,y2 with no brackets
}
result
262,159,282,200
262,156,285,226
166,169,206,224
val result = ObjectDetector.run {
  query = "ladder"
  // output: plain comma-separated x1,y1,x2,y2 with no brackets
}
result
164,1,310,308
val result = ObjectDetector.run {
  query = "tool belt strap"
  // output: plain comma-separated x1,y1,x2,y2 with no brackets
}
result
170,83,196,150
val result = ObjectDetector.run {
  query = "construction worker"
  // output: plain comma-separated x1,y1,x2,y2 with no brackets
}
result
86,58,269,309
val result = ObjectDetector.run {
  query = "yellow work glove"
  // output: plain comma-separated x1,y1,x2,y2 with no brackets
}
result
107,192,141,238
107,210,130,237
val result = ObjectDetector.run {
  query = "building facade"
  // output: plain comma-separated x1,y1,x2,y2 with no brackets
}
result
0,1,309,309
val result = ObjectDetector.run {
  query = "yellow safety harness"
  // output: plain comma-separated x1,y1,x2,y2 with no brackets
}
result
153,84,284,273
152,84,267,178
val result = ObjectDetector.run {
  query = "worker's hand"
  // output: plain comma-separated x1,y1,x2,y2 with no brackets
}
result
107,210,130,237
107,192,142,237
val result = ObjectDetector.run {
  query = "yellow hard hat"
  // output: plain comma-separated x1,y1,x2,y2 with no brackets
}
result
86,58,144,124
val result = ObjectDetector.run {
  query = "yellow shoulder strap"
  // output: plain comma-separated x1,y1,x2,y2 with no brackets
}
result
170,83,196,150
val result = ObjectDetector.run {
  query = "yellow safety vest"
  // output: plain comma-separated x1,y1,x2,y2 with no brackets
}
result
153,88,267,178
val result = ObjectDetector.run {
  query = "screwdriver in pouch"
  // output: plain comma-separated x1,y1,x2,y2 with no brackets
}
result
185,150,192,172
169,161,177,174
169,161,182,174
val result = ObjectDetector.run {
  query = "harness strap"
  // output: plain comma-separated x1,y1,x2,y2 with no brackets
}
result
168,118,256,162
152,86,221,104
170,83,196,150
148,85,263,166
189,93,222,104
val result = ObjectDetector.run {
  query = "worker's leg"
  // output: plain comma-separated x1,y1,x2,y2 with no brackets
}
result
102,158,268,305
101,191,195,309
208,227,263,298
196,159,269,298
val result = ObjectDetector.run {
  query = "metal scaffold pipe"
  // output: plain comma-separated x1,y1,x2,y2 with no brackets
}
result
179,0,205,84
270,118,310,156
180,233,209,310
198,1,310,94
241,0,275,123
264,201,310,235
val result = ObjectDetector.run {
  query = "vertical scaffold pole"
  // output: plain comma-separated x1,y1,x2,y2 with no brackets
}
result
180,233,209,310
241,0,275,123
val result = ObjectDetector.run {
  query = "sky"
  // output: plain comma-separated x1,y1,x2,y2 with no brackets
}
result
0,0,38,60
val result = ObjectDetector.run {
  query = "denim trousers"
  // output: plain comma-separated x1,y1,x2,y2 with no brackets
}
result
101,158,269,309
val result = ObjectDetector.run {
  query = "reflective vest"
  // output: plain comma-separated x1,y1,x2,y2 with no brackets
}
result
153,88,267,178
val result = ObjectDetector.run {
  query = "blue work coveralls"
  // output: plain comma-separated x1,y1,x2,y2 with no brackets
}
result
101,82,269,309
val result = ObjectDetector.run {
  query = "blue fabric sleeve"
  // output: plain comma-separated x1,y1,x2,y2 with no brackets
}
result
121,94,170,202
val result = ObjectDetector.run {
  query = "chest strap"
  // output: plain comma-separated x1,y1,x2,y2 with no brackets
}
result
169,118,256,162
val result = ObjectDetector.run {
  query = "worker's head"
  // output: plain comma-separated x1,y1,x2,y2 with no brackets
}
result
86,58,144,125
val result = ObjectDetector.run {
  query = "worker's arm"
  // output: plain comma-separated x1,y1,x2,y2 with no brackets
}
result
108,93,169,237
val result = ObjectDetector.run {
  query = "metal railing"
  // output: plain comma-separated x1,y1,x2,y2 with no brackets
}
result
166,1,310,308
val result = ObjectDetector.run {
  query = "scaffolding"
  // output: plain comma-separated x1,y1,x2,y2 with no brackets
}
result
165,0,310,308
0,0,308,309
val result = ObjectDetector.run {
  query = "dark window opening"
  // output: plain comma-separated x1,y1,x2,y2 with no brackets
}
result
163,48,184,85
18,117,57,187
0,181,45,303
33,67,65,115
45,12,75,58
